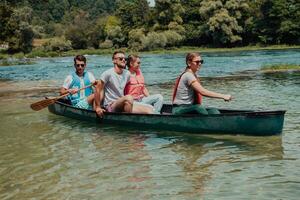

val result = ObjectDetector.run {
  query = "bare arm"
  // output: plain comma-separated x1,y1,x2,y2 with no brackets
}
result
191,81,232,101
143,87,149,97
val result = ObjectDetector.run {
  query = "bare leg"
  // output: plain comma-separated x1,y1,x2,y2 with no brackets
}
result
110,95,133,113
87,94,94,105
132,103,153,114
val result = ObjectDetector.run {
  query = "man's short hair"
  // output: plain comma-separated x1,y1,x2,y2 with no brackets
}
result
74,55,86,64
112,50,125,60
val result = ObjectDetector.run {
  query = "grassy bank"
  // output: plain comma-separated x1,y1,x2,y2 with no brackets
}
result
1,44,300,63
28,44,300,57
261,64,300,73
147,45,300,54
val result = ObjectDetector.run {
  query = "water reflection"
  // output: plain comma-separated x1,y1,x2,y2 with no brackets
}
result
45,115,284,198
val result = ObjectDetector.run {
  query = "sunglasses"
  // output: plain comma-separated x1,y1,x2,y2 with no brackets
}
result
115,57,126,61
75,64,85,68
192,60,204,65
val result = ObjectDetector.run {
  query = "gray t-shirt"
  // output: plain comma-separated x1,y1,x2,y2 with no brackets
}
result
173,72,197,105
100,68,130,106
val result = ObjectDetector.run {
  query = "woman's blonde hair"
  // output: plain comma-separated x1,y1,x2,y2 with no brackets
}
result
126,54,140,69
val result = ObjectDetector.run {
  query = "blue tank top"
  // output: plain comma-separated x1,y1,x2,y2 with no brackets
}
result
68,72,93,105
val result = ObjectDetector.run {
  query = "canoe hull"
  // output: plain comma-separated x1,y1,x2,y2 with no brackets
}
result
48,101,285,136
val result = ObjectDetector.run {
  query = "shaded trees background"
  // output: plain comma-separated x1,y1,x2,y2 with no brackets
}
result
1,0,299,53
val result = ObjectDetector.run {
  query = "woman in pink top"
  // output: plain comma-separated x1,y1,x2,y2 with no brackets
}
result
124,54,163,114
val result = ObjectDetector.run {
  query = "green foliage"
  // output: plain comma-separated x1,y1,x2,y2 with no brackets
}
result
0,3,13,42
1,0,300,55
180,0,208,46
128,28,146,51
107,26,125,48
105,16,121,33
116,0,150,28
65,29,89,50
199,0,250,46
155,0,185,29
258,0,300,44
163,30,183,47
99,39,113,49
4,6,34,53
142,31,167,50
167,21,185,34
43,37,72,52
261,64,300,72
64,10,90,49
88,17,107,48
207,8,242,44
26,49,49,58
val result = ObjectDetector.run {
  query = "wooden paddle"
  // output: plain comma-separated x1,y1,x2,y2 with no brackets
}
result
30,83,95,111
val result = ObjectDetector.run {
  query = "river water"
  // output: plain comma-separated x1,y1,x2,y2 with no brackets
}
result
0,49,299,199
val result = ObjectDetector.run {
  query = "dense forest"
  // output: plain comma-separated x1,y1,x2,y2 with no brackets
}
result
1,0,299,54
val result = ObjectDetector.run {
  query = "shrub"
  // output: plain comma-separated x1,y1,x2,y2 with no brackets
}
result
127,28,146,51
43,37,72,52
162,30,183,47
99,39,113,49
65,27,88,49
142,32,167,50
106,26,125,48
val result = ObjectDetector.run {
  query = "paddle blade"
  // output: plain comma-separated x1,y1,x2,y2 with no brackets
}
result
30,98,56,111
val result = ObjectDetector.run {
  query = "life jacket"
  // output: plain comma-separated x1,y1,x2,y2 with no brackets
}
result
124,69,145,100
172,71,202,104
68,71,93,105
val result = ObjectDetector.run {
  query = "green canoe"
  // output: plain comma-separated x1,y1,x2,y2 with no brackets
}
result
48,100,286,136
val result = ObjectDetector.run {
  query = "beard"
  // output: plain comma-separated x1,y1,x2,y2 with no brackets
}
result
117,63,126,69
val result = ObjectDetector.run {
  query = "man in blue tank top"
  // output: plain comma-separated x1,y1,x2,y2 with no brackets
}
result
60,55,96,109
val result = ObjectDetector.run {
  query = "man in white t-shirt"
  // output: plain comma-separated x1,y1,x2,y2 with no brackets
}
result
60,55,96,109
95,51,153,117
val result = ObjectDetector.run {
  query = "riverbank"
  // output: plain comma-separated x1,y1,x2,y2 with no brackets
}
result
1,45,300,65
261,64,300,73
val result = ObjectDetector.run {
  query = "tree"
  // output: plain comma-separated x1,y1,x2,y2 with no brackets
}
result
4,6,34,53
0,2,13,43
199,0,250,47
65,10,90,49
180,0,208,46
88,16,108,49
142,31,167,50
47,0,70,22
116,0,150,28
154,0,185,31
115,0,150,47
127,28,146,51
163,30,183,47
258,0,300,44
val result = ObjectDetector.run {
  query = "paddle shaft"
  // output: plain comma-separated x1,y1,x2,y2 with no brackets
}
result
59,84,94,100
30,83,95,111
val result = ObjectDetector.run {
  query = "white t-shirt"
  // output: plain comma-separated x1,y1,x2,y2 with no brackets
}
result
173,72,197,105
62,71,95,99
100,68,130,106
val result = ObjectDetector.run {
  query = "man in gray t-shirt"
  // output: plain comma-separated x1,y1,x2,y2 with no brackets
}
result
100,67,130,107
95,51,153,117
